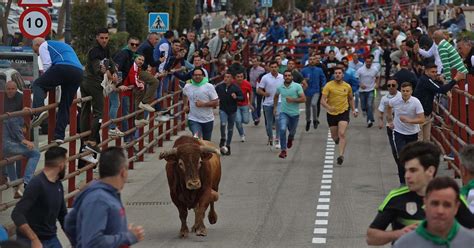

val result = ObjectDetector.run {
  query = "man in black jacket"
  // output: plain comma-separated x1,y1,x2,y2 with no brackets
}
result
215,72,243,155
394,58,418,90
413,63,464,141
136,32,160,71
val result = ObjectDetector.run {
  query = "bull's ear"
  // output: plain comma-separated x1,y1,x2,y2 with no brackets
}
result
159,148,178,162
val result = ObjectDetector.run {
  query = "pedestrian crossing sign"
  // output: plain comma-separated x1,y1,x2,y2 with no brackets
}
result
149,12,169,33
261,0,272,7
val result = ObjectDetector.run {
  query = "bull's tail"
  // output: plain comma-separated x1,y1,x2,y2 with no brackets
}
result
208,202,217,224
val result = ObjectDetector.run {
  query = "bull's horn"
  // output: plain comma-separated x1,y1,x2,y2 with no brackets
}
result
159,148,178,160
200,146,221,155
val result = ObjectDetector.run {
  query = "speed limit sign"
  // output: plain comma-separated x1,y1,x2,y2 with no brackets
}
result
19,7,52,39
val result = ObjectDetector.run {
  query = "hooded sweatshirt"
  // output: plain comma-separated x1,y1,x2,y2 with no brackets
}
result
64,180,137,248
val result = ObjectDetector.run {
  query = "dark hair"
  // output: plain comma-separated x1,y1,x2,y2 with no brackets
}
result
283,69,293,75
426,176,460,202
99,147,127,178
128,36,140,42
399,141,441,175
400,82,413,88
192,68,205,76
334,67,344,73
164,30,174,39
269,60,278,66
425,63,437,69
96,28,109,35
172,39,182,44
45,147,67,167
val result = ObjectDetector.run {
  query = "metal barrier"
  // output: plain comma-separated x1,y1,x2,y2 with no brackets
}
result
431,74,474,177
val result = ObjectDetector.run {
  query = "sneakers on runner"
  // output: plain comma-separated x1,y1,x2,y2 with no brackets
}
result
337,155,344,165
278,150,287,159
305,121,311,132
108,128,125,137
240,135,246,142
313,120,319,129
334,137,340,145
287,138,293,149
367,120,373,128
31,111,49,128
274,139,280,149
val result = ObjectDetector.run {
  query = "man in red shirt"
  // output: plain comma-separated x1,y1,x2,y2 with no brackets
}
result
235,72,254,142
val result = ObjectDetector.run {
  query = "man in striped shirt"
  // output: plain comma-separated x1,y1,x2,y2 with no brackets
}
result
433,30,467,81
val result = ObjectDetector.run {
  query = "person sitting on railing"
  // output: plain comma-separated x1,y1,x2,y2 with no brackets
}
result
30,37,84,144
2,81,40,199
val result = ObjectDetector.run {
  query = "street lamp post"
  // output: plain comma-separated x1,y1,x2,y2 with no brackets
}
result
64,0,71,44
118,0,126,32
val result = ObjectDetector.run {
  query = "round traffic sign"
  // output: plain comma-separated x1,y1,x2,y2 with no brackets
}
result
19,7,52,39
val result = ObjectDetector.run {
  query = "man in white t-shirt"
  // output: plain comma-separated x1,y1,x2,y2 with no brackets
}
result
377,78,402,174
182,68,219,141
386,82,425,185
356,57,379,127
257,60,284,149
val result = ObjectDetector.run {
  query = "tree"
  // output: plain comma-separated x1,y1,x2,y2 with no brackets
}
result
230,0,253,15
1,0,13,44
114,0,147,40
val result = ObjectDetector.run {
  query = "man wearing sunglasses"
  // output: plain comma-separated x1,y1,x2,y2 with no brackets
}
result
377,78,401,170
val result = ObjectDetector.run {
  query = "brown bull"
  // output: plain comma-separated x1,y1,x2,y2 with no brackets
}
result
159,135,221,237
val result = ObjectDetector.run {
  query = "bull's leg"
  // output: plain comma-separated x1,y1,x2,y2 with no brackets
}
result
178,206,189,238
208,189,219,224
192,202,209,236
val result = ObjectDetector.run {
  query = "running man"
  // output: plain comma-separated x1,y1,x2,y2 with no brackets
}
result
273,70,306,158
320,67,357,165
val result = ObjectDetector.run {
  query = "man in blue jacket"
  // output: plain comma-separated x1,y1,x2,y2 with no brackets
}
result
31,37,84,144
65,147,145,248
301,55,326,131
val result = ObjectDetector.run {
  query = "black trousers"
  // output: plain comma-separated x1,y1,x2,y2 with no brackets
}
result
393,130,418,184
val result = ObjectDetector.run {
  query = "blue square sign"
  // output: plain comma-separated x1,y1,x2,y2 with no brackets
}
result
149,12,169,33
261,0,272,7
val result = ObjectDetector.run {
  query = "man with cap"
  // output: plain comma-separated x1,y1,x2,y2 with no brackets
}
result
393,58,418,90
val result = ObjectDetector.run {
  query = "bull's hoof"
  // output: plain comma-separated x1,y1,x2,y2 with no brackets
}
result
179,226,189,238
195,227,208,236
208,211,218,224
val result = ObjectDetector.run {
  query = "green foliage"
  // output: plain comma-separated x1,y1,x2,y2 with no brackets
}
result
177,0,195,31
295,0,310,10
231,0,253,15
108,31,130,56
71,1,107,63
115,0,147,39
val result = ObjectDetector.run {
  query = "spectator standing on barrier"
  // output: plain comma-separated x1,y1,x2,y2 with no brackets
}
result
274,70,306,159
321,67,357,165
257,60,284,149
356,56,379,128
377,78,401,175
301,55,326,132
182,68,219,141
249,57,265,126
386,82,425,185
413,63,463,142
460,145,474,213
434,30,468,82
65,147,145,247
2,81,39,199
393,177,474,248
30,37,83,144
81,28,113,153
366,142,474,246
154,31,176,120
234,72,253,142
215,72,243,155
11,147,68,248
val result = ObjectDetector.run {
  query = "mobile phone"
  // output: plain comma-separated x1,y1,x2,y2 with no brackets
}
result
117,71,123,84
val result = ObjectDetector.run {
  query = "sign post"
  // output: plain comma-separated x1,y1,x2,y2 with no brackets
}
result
148,12,170,33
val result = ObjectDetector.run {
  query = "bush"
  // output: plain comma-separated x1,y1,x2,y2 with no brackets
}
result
71,1,108,63
108,31,129,56
115,0,147,40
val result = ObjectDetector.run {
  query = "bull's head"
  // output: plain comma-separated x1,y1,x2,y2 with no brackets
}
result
159,144,220,190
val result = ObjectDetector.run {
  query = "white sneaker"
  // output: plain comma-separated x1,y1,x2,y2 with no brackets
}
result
108,128,125,137
80,154,98,164
240,135,246,142
355,108,359,113
274,139,281,149
53,139,64,144
31,111,49,127
139,102,155,112
155,115,171,122
135,119,149,126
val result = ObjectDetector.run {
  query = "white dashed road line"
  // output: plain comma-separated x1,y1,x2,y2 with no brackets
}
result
312,130,335,245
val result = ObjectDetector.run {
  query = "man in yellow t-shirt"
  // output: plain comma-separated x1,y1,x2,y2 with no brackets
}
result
321,67,358,165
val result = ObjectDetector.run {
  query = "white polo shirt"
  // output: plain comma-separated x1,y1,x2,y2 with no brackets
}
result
389,96,424,135
183,83,218,123
356,65,379,92
378,91,401,113
259,72,284,106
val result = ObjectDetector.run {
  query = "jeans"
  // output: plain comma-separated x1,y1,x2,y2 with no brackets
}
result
263,104,280,140
219,110,236,146
359,90,374,122
305,93,319,121
279,112,300,151
121,95,131,141
235,106,250,136
33,65,82,140
393,131,418,184
251,87,263,121
109,91,120,129
3,140,40,185
188,120,214,141
354,91,360,110
18,234,62,248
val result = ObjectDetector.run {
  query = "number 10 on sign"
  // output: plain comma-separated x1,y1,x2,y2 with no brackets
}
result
19,7,52,39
